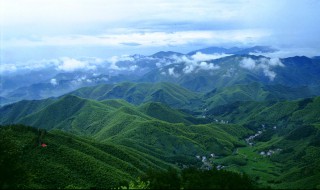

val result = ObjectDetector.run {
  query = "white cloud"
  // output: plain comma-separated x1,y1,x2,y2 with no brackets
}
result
109,55,135,64
57,57,97,72
240,57,284,81
262,58,284,67
0,64,17,73
183,64,196,74
168,68,175,75
0,59,59,74
1,0,320,63
170,55,220,74
168,67,180,77
3,30,269,48
50,78,58,86
191,52,232,62
263,69,276,81
1,0,249,30
128,65,138,71
240,58,256,70
250,47,320,58
197,62,220,71
108,55,139,71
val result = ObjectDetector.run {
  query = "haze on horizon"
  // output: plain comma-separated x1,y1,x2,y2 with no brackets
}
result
1,0,320,63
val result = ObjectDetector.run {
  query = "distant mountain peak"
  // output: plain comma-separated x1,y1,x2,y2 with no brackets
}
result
151,51,184,58
188,46,278,55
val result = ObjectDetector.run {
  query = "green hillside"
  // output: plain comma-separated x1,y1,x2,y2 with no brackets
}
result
203,82,318,109
206,96,320,129
140,55,320,92
68,82,203,110
138,102,207,125
0,95,249,160
1,124,256,189
1,81,320,189
0,98,56,123
0,124,172,189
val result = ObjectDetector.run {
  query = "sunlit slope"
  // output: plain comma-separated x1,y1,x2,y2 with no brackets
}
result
0,125,171,189
68,82,203,109
0,95,250,159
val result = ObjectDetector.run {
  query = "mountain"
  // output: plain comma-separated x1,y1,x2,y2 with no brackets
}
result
0,95,249,159
2,45,320,189
188,46,277,55
151,51,184,58
2,47,320,106
0,124,172,189
188,46,242,55
206,96,320,128
234,46,278,54
139,55,320,92
67,82,203,110
2,93,320,189
205,97,320,189
0,98,57,124
1,124,256,189
138,102,206,125
0,73,135,106
2,87,320,188
203,82,318,109
0,96,11,106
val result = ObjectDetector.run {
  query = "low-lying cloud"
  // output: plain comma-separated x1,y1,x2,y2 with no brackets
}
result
171,55,220,74
167,67,180,78
1,55,142,75
240,57,284,81
50,78,58,86
108,55,138,71
57,57,97,72
191,52,232,62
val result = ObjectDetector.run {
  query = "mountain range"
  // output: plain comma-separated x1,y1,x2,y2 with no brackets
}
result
1,46,320,189
2,46,320,105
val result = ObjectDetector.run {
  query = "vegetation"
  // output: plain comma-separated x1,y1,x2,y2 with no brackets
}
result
0,124,172,189
1,79,320,189
132,167,254,189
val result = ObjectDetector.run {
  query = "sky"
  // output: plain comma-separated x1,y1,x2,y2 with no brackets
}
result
1,0,320,63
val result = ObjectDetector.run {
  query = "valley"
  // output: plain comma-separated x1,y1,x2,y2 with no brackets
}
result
2,0,320,188
1,47,320,189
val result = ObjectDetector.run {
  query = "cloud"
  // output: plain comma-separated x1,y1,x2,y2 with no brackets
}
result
250,47,320,58
0,64,17,74
108,55,138,71
3,30,269,48
109,55,135,64
2,0,320,64
0,54,141,76
240,58,256,70
120,42,141,46
182,64,195,74
0,57,104,75
0,59,59,75
198,61,220,71
50,78,58,86
240,57,284,81
128,65,138,71
263,57,284,67
170,55,220,74
57,57,97,72
191,52,232,62
0,0,252,33
167,67,180,77
263,69,276,81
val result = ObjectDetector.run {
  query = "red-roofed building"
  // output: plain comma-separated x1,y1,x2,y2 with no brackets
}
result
41,143,47,147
